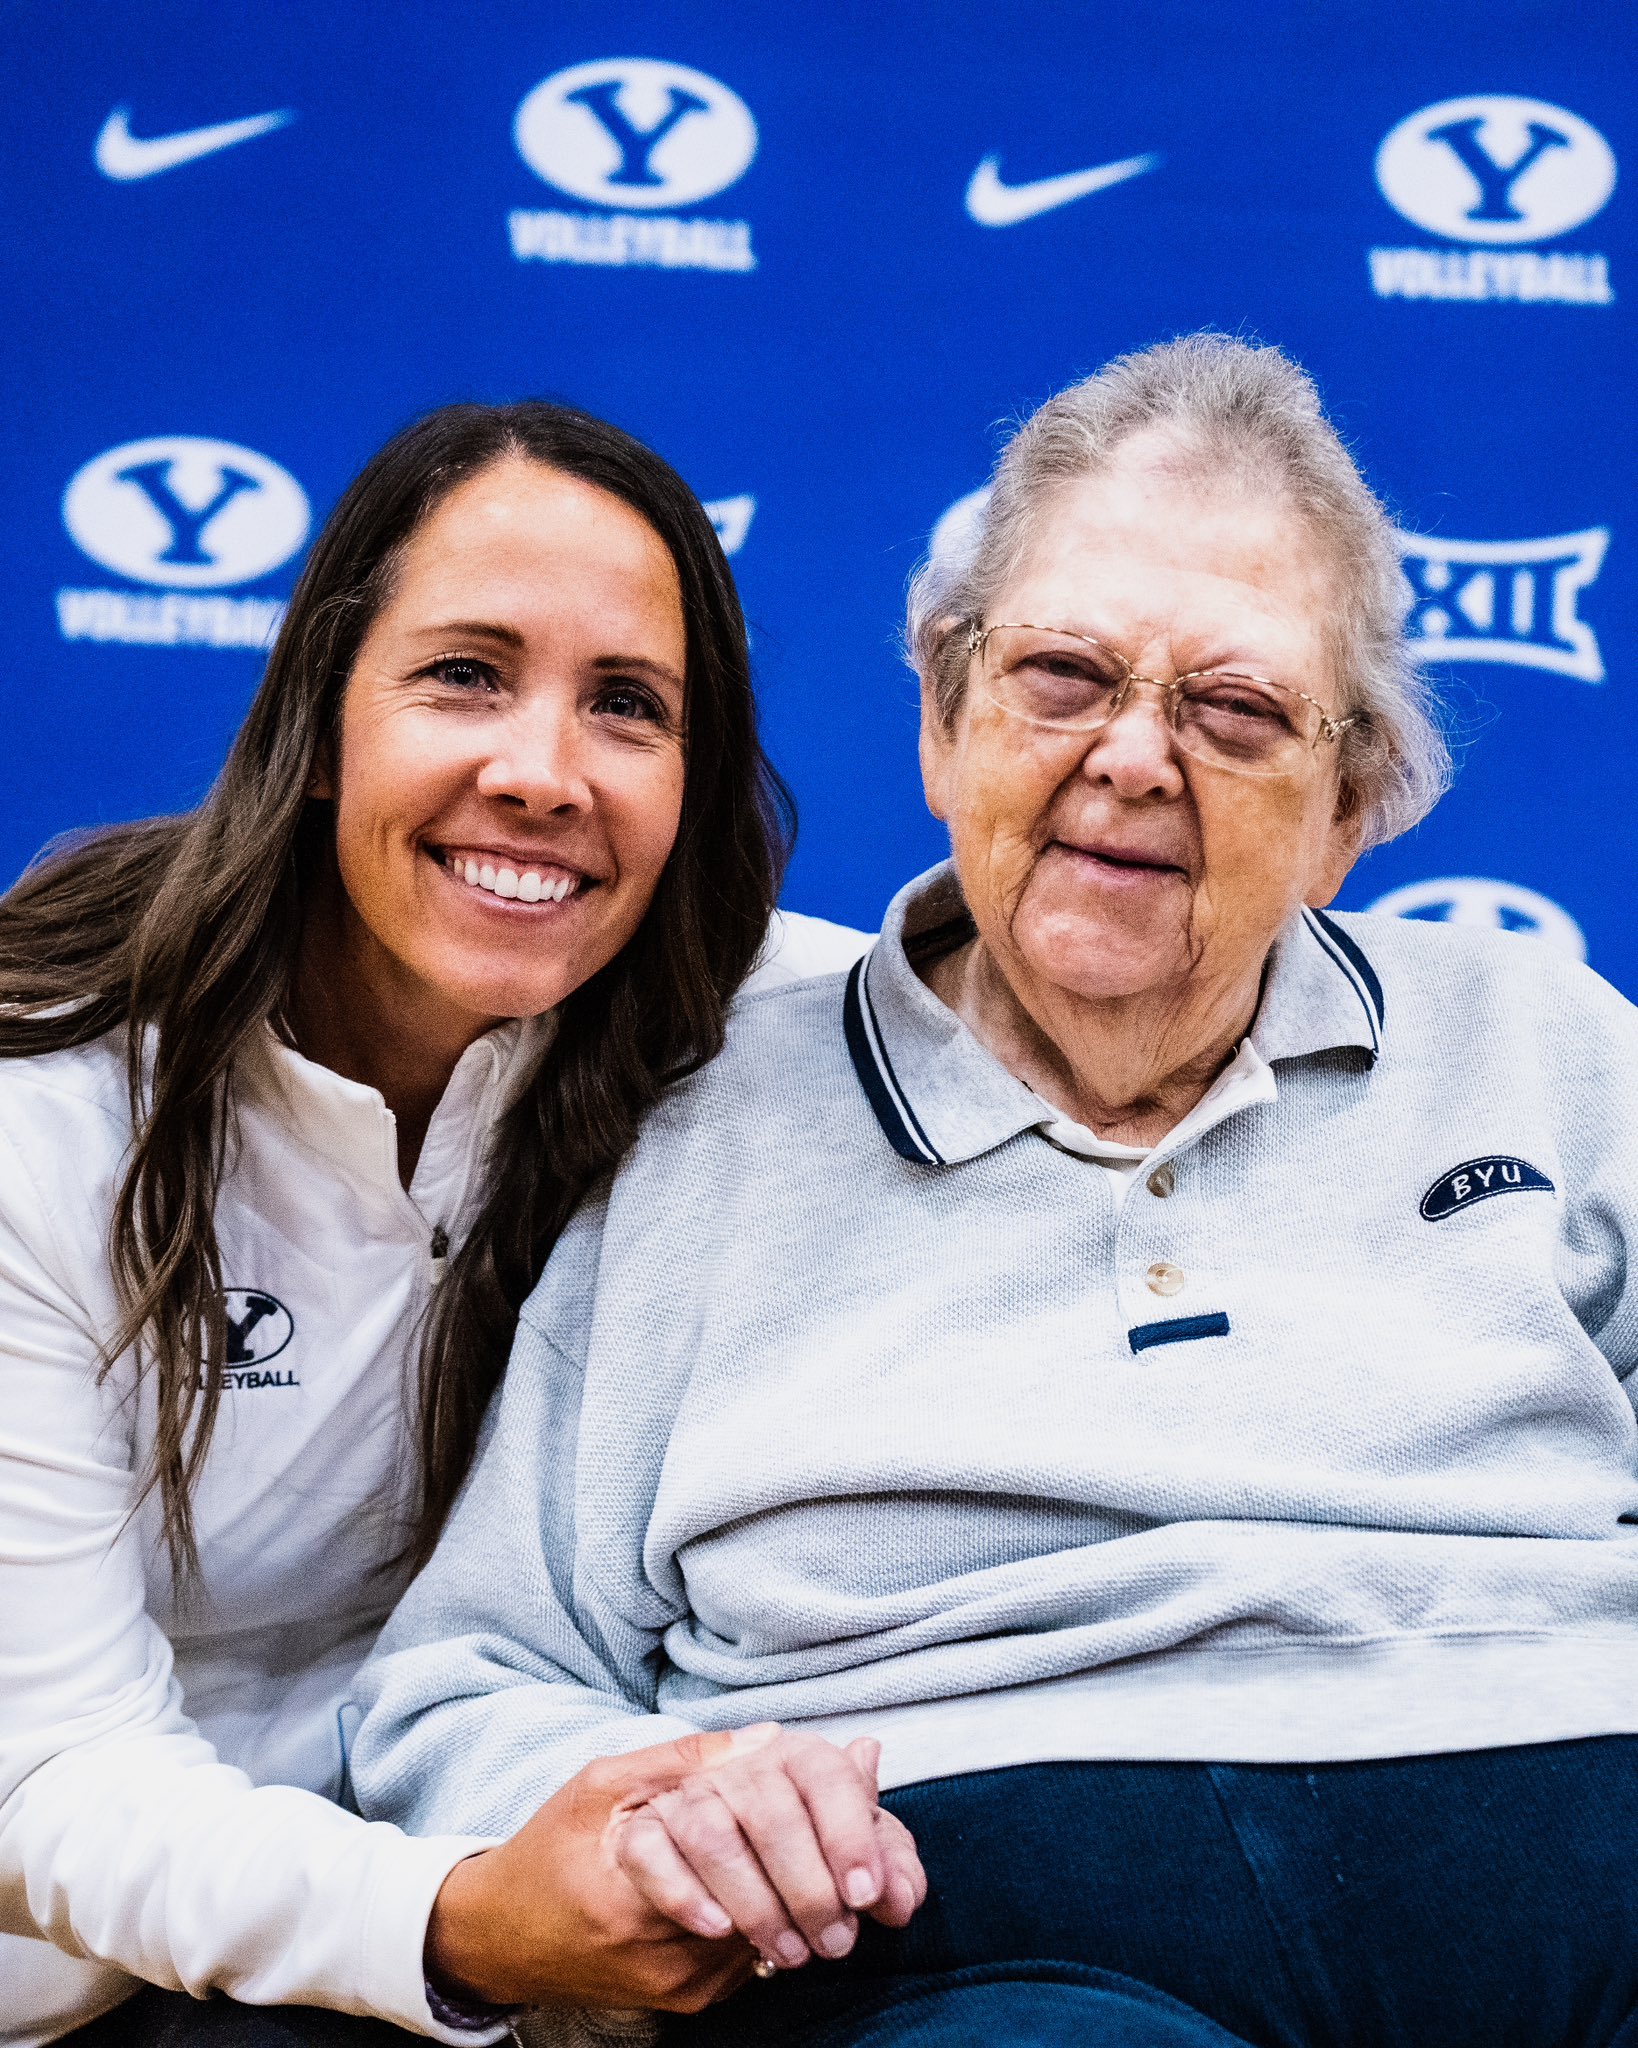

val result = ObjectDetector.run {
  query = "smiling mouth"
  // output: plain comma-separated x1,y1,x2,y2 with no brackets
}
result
1062,842,1186,877
432,846,594,905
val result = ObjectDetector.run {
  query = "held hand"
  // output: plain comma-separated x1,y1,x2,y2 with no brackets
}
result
613,1726,928,1974
425,1729,773,2013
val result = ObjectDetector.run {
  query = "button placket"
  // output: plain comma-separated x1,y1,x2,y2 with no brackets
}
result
1144,1160,1182,1293
1114,1148,1196,1325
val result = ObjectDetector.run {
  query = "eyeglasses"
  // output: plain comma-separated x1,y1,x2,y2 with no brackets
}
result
966,622,1354,779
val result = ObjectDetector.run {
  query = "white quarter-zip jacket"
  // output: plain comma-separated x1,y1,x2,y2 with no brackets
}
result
0,909,870,2046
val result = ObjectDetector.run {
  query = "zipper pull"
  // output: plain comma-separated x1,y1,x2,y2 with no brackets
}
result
429,1224,450,1281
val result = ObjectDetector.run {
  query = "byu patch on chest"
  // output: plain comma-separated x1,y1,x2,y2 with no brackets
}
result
222,1288,298,1388
1420,1156,1554,1221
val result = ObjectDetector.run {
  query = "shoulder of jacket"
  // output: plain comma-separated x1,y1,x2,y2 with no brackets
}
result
0,1035,131,1295
670,971,852,1117
515,1185,611,1354
1329,908,1638,1058
1334,905,1612,989
748,910,873,991
0,1031,132,1157
728,962,852,1027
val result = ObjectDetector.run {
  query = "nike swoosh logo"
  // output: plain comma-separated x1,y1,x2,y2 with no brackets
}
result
93,105,294,181
965,151,1161,227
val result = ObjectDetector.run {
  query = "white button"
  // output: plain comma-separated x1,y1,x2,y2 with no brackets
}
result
1146,1164,1175,1198
1146,1262,1185,1296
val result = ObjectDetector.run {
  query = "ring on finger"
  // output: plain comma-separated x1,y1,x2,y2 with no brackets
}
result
752,1956,778,1980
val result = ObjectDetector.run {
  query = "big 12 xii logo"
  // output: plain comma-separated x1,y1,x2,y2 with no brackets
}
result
1396,527,1609,682
932,491,1610,690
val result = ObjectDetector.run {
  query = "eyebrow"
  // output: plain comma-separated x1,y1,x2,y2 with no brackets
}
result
587,652,686,691
408,619,526,650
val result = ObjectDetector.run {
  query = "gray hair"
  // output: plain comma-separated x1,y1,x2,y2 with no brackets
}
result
906,333,1449,848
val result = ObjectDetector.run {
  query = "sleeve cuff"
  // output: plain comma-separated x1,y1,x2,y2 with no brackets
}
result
355,1828,512,2043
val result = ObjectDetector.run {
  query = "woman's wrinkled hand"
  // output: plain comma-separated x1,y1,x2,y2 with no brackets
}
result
426,1729,765,2013
612,1724,927,1975
423,1724,925,2015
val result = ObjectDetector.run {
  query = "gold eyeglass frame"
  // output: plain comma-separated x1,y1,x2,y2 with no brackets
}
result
966,620,1355,766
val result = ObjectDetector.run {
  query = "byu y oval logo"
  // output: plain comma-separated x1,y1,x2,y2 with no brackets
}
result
223,1289,294,1367
1376,95,1616,245
514,59,757,211
1420,1157,1554,1222
63,436,311,590
1366,878,1587,962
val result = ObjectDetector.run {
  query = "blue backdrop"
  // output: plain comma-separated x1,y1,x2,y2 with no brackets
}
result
8,1,1633,979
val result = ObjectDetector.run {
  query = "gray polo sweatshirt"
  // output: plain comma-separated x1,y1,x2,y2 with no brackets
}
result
351,864,1638,1837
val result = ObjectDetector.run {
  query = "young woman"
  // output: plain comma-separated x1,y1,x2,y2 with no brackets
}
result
0,402,868,2045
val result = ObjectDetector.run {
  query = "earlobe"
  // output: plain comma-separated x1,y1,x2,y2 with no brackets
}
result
918,690,951,825
1305,803,1366,910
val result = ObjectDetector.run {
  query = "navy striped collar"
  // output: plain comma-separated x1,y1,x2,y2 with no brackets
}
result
843,865,1384,1167
1271,907,1385,1061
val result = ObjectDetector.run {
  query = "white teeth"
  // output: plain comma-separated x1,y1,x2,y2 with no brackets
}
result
447,853,579,903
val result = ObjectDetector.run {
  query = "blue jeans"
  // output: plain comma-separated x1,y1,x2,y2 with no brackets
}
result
669,1738,1638,2047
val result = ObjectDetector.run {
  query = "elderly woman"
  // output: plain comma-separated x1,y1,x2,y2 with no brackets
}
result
349,336,1638,2048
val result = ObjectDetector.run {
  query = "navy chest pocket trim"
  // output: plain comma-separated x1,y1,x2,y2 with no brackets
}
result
1129,1312,1232,1355
1420,1156,1554,1221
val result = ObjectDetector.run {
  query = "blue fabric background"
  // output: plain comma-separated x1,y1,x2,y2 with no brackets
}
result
6,1,1632,981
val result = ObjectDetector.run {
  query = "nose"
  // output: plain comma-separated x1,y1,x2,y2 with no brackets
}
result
1079,676,1188,800
473,693,595,815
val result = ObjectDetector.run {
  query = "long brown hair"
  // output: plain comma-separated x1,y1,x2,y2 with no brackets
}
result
0,403,791,1579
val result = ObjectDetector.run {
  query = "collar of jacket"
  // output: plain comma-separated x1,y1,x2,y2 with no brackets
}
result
843,862,1384,1168
232,1011,557,1203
